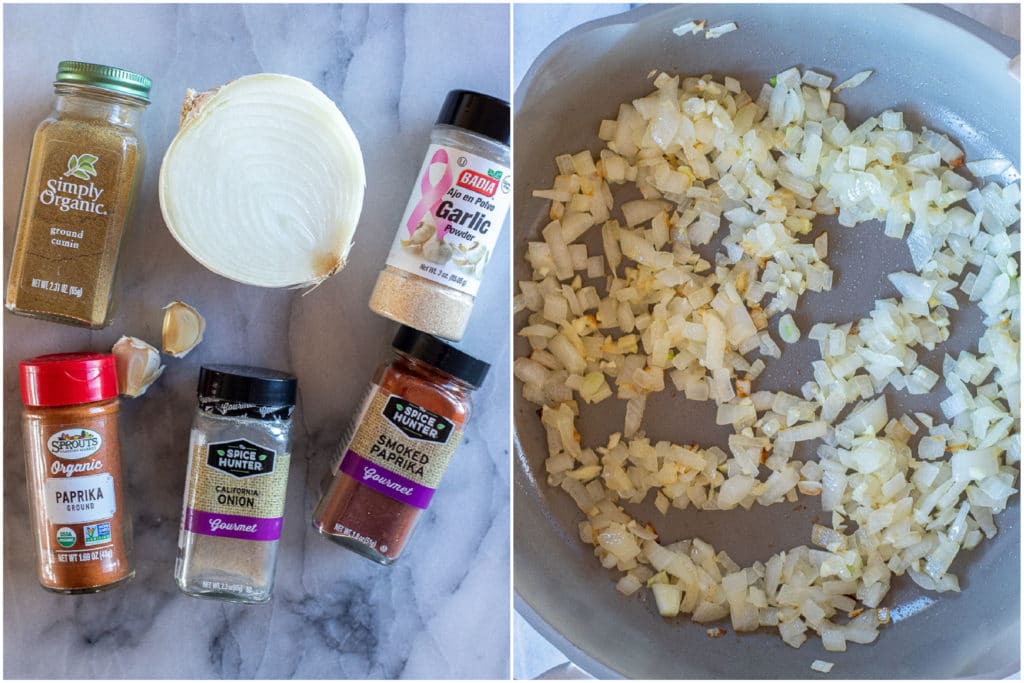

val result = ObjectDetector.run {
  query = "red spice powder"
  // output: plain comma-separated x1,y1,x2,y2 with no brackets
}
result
313,329,484,564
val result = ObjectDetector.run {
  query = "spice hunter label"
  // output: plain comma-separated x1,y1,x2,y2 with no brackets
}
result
42,424,119,561
385,143,511,296
182,438,289,541
9,141,124,321
339,388,463,509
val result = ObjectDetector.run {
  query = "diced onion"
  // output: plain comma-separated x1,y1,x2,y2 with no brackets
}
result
833,70,873,92
516,63,1020,656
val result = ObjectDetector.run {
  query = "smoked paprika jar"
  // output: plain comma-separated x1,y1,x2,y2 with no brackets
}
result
19,352,134,593
313,325,489,564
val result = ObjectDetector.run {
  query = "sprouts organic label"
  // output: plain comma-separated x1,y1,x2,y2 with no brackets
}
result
385,143,511,296
39,423,119,551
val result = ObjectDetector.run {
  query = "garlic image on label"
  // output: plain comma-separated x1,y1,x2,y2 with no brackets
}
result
111,336,164,397
401,214,452,264
421,233,453,264
453,241,488,276
402,217,435,248
162,300,205,358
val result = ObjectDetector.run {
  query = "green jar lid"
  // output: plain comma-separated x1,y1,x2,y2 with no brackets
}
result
55,61,152,102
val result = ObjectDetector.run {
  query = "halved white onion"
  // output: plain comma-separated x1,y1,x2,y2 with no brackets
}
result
159,73,365,288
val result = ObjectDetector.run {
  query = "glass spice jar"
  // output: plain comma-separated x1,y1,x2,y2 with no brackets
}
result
313,325,489,564
175,365,297,604
6,61,151,329
19,352,134,593
368,90,511,341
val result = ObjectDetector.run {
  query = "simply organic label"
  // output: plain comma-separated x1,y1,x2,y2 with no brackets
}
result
338,388,463,509
181,433,290,542
10,140,127,321
385,143,511,296
39,153,109,215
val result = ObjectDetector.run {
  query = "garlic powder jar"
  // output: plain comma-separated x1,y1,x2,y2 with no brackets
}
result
369,90,510,340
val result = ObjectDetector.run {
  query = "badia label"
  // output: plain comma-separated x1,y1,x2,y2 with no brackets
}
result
339,387,463,509
384,143,511,297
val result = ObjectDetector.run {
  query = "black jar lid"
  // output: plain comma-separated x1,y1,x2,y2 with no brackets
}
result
392,326,490,388
436,89,510,146
198,364,297,407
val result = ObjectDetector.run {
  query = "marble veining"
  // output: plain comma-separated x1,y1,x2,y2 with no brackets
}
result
3,4,510,679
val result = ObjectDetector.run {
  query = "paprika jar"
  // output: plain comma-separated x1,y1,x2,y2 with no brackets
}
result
6,60,150,329
313,325,489,564
19,352,134,593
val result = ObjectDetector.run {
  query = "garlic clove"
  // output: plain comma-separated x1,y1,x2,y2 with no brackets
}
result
162,300,206,358
112,336,165,398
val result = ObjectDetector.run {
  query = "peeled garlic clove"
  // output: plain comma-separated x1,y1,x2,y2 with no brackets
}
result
112,336,165,398
162,300,206,358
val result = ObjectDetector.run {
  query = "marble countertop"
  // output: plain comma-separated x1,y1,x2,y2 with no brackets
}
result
3,4,510,679
511,2,1020,679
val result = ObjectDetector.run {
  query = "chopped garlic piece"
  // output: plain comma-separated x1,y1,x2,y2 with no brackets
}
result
705,21,737,39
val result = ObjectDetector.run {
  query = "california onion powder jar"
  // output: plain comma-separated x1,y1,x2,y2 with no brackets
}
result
313,325,489,564
19,352,134,593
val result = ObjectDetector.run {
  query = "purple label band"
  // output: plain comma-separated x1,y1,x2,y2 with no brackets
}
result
339,450,436,510
184,508,283,541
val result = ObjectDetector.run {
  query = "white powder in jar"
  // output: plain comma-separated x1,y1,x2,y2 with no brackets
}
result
369,266,472,341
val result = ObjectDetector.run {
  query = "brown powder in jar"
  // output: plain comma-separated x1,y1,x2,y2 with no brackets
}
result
313,329,481,564
316,475,421,561
7,101,144,327
22,387,133,592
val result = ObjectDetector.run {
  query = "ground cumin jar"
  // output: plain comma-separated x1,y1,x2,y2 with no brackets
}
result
313,326,489,564
6,61,150,328
19,352,134,593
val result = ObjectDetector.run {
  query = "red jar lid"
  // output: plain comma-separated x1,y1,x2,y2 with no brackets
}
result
20,352,119,407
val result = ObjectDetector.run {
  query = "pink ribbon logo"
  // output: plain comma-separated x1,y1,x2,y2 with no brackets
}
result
407,148,454,239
